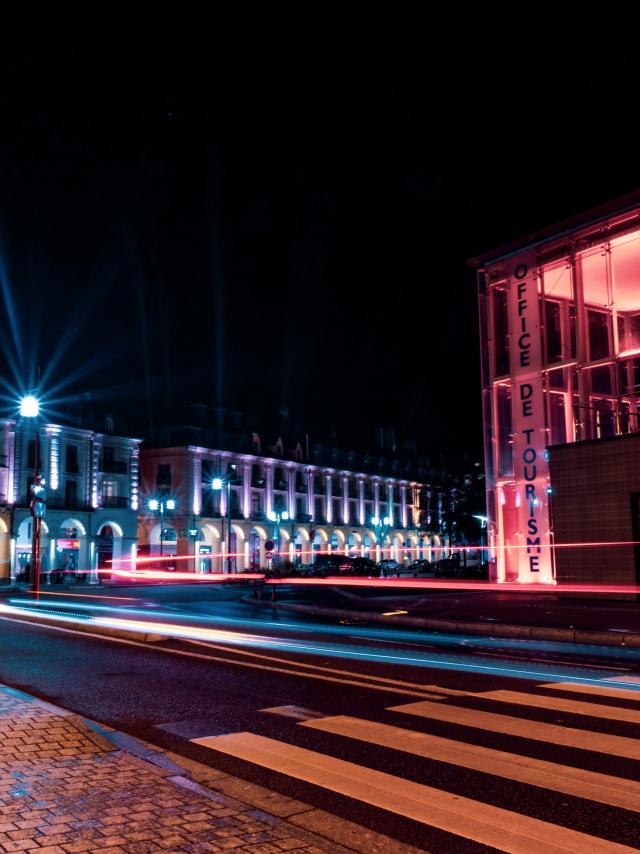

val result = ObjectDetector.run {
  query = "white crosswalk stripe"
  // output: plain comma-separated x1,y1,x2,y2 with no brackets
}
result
192,686,640,853
542,681,640,702
461,687,640,724
390,698,640,758
301,714,640,813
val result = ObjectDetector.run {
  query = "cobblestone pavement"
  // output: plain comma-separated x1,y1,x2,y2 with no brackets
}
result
0,686,419,854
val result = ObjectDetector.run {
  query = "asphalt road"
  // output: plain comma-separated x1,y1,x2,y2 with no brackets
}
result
1,583,640,853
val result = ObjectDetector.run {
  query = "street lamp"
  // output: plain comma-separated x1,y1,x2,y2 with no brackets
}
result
473,514,489,564
267,508,289,564
212,464,237,572
20,394,43,594
371,515,391,564
148,497,176,560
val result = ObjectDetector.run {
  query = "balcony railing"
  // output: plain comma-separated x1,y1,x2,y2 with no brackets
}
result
101,495,129,508
101,459,128,474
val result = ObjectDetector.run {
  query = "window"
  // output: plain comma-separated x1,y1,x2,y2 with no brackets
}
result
251,491,262,515
64,445,79,474
544,300,562,364
65,480,78,507
156,464,171,486
588,310,610,361
252,464,264,487
493,288,510,376
102,479,117,498
496,385,513,476
549,394,566,445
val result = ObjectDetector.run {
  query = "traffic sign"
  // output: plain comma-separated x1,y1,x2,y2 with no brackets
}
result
265,540,275,551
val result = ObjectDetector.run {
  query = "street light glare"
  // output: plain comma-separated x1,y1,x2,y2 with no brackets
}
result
282,511,289,520
212,478,223,490
267,510,276,522
148,499,159,511
19,395,40,417
166,499,176,510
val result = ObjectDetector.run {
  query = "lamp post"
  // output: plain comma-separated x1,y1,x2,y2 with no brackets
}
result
212,464,236,572
371,515,391,565
148,497,176,562
20,395,43,594
267,508,289,565
472,514,489,566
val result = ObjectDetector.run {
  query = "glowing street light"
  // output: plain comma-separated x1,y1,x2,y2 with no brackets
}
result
147,497,176,558
267,509,289,562
212,465,237,572
19,395,40,418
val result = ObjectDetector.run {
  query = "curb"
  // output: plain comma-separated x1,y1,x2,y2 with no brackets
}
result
1,604,168,643
1,683,422,854
242,594,640,648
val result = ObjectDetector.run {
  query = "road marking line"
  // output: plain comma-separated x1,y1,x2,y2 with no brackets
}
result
542,682,640,702
467,689,640,725
0,615,439,699
389,699,640,759
180,637,447,697
301,715,640,813
191,731,633,853
260,705,324,721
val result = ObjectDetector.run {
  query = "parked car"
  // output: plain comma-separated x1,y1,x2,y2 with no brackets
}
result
350,557,380,577
378,559,401,577
313,554,355,577
406,559,433,576
312,554,380,578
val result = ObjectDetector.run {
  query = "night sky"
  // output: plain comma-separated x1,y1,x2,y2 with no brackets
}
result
1,7,639,459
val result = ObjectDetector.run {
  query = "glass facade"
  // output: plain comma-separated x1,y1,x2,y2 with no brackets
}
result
475,201,640,583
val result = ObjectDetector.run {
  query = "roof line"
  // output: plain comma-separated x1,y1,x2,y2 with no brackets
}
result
468,189,640,268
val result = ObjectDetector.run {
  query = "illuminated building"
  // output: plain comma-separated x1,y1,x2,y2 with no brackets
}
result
0,417,140,581
137,416,449,572
471,191,640,584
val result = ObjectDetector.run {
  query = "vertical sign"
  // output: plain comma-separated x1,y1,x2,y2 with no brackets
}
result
507,252,554,583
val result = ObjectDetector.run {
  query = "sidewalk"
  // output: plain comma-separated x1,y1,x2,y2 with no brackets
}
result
0,686,419,854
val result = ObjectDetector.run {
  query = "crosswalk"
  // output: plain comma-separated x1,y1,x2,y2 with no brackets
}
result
192,680,640,853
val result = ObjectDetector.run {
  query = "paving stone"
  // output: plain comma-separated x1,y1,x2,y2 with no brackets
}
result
0,684,424,854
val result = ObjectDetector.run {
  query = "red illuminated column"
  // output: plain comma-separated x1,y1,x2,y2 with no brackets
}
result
506,252,554,583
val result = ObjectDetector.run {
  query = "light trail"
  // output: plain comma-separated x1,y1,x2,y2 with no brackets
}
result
9,597,640,664
2,600,639,692
114,539,640,567
96,566,640,595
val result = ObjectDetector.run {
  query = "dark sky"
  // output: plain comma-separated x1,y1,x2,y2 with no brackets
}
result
1,7,639,459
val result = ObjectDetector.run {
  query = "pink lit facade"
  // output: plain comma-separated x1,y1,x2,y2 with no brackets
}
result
472,194,640,583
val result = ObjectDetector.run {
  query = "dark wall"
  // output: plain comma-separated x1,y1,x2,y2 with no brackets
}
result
548,433,640,585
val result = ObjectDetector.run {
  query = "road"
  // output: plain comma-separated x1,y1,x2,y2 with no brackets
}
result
1,583,640,853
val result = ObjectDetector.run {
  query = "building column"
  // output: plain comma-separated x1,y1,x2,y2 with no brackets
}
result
265,465,274,517
387,483,394,526
288,467,295,518
307,469,314,518
342,477,349,525
192,456,202,516
401,485,407,528
242,463,251,519
358,480,365,525
373,481,380,520
325,474,332,524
